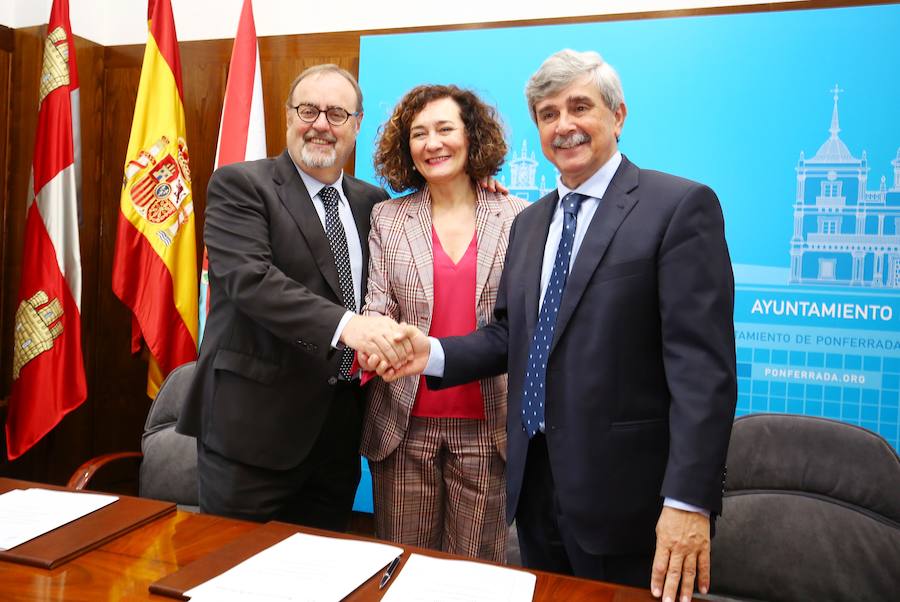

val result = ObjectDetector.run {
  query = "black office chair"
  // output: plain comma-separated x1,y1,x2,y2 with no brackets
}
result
709,413,900,602
138,361,198,508
69,361,198,510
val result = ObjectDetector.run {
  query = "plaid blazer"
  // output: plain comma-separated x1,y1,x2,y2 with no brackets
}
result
361,187,527,462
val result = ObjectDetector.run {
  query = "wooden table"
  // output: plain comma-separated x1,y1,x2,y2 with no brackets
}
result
0,479,655,601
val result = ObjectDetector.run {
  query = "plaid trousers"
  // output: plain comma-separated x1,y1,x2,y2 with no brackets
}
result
370,416,507,562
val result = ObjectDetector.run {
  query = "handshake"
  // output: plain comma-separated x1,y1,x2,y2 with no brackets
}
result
339,314,430,382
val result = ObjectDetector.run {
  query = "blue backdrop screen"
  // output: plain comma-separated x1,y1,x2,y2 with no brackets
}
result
354,4,900,458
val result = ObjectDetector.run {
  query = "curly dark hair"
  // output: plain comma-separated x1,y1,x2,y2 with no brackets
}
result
373,85,508,193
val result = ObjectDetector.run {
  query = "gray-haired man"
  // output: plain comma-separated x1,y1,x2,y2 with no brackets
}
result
373,49,737,601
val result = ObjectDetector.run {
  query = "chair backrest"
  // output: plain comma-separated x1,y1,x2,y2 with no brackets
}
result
710,413,900,602
139,361,198,508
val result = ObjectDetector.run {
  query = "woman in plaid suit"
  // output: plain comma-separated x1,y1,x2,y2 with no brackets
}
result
361,85,526,562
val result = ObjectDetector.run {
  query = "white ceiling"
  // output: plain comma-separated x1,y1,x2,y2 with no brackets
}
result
0,0,805,46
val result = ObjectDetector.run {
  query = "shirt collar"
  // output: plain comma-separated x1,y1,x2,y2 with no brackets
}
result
556,151,622,204
294,164,346,204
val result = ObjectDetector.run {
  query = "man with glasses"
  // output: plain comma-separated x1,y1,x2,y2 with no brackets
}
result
178,64,407,531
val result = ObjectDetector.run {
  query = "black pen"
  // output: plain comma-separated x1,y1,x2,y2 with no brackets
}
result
379,554,402,589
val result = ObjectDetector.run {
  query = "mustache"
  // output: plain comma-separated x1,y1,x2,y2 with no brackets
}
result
304,132,337,143
552,131,590,149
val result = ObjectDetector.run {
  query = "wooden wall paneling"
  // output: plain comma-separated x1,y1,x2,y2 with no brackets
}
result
258,31,362,173
257,41,295,162
0,27,41,402
179,38,230,253
91,53,151,458
0,26,13,411
0,27,44,480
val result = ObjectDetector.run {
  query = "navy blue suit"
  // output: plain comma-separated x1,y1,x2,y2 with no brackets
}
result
429,156,737,559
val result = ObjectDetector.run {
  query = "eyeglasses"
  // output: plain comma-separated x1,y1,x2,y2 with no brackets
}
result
292,104,360,126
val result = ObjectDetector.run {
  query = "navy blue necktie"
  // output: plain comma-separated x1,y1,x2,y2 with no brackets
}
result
521,192,587,438
320,186,356,379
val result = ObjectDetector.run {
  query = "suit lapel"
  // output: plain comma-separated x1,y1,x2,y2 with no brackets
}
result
524,192,557,338
551,158,639,354
403,189,434,316
342,176,372,301
272,151,342,300
474,189,503,309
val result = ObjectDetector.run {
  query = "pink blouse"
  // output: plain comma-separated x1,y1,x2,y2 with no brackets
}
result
411,227,485,419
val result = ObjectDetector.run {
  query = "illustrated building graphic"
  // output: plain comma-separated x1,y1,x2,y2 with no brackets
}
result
503,139,554,201
791,86,900,288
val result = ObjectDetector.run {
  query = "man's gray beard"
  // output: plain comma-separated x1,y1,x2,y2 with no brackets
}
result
299,144,337,169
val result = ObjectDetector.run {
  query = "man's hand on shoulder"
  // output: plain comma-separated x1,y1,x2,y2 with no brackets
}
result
478,176,509,195
651,506,711,602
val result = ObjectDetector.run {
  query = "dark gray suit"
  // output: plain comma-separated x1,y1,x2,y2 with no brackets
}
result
430,156,737,573
177,150,387,528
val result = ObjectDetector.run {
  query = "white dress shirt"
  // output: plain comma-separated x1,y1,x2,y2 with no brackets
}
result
537,152,620,308
294,167,362,348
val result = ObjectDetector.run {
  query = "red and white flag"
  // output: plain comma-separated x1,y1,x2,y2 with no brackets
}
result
7,0,86,460
199,0,267,341
215,0,267,168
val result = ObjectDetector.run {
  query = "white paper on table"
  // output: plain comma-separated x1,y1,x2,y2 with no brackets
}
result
0,488,118,551
380,553,536,602
184,532,402,602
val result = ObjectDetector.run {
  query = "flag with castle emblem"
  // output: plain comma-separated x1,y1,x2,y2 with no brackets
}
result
112,0,197,398
6,0,86,460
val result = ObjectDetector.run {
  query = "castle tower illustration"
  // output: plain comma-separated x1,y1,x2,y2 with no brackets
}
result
505,139,554,201
790,86,900,288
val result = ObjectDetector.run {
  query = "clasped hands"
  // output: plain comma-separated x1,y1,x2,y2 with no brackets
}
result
339,315,429,380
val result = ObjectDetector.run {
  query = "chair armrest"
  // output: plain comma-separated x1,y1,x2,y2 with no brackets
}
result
67,452,143,490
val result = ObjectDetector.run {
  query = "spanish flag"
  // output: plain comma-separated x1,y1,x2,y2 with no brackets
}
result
112,0,197,398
